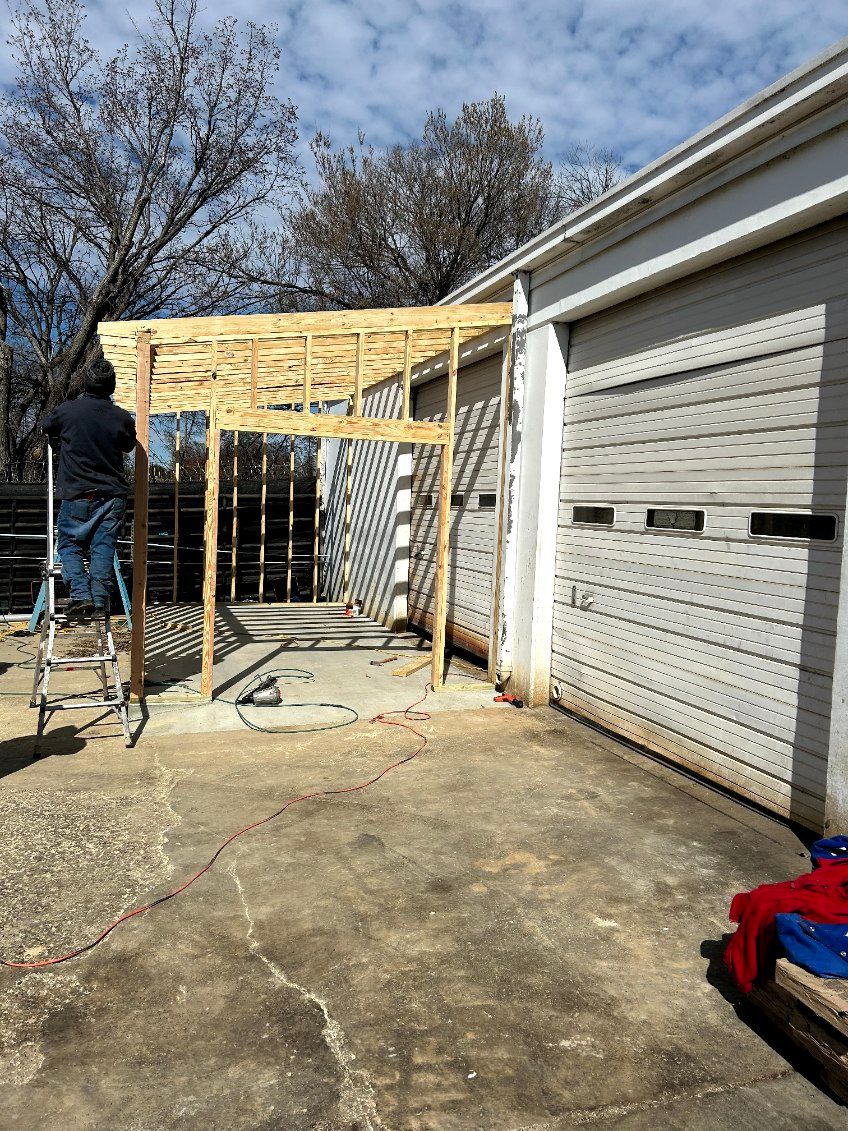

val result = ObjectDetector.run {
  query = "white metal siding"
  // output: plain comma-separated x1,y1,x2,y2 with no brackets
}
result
552,217,848,829
409,354,501,658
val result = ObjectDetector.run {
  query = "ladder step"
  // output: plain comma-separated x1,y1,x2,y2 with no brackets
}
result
44,699,124,711
47,654,116,665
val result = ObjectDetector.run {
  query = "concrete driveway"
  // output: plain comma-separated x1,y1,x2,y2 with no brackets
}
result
0,642,845,1128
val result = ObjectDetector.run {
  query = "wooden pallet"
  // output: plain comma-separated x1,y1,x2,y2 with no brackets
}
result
750,957,848,1102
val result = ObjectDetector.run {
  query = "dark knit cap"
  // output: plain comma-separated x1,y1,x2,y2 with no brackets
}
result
84,358,116,397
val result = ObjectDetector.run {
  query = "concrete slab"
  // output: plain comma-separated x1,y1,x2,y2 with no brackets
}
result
0,622,845,1128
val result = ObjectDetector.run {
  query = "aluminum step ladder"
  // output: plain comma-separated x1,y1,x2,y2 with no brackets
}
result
29,448,132,754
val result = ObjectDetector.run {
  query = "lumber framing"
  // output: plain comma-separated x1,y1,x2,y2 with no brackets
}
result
172,410,180,604
113,301,514,701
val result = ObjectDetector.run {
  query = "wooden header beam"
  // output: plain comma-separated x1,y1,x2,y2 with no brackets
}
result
217,407,448,445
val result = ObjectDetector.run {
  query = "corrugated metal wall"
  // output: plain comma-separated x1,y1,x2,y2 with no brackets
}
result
409,354,502,659
551,217,848,828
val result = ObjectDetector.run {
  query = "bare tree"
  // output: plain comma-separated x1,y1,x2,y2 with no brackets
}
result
277,95,621,312
0,0,302,479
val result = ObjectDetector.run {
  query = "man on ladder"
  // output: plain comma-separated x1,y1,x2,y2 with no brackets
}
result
31,357,136,752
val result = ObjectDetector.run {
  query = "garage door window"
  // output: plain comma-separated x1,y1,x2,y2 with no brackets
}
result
645,508,705,533
572,505,615,526
750,512,838,541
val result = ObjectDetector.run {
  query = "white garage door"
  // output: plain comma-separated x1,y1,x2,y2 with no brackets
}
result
409,353,502,659
552,217,848,829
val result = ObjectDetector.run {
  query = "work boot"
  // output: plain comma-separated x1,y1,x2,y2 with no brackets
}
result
63,599,94,621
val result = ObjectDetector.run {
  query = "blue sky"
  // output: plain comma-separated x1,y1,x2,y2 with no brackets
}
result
2,1,846,173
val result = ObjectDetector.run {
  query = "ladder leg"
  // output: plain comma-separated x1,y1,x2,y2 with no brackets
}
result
94,616,110,701
35,615,57,757
105,614,132,747
29,608,49,707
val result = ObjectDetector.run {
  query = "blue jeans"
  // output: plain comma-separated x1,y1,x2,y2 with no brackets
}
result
56,496,125,607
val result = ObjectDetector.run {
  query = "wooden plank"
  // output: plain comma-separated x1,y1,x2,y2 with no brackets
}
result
353,331,364,416
172,410,180,604
775,958,848,1039
392,652,433,678
98,302,514,342
313,403,322,603
303,334,312,411
259,432,267,603
431,326,460,689
287,434,295,601
402,329,412,420
230,429,238,603
343,398,352,604
200,345,221,698
130,331,152,701
489,332,512,682
250,338,258,408
217,407,448,445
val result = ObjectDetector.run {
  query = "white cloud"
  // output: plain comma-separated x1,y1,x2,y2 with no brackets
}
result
1,0,846,173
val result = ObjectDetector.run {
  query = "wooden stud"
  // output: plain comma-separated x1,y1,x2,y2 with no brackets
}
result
200,344,220,698
431,326,460,690
353,330,364,416
286,432,295,601
259,432,267,602
172,410,180,604
343,397,352,604
130,330,152,701
250,337,258,408
303,334,312,411
313,402,322,603
402,329,412,420
488,332,512,683
230,429,239,603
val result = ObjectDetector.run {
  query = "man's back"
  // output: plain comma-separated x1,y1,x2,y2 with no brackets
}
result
42,393,136,501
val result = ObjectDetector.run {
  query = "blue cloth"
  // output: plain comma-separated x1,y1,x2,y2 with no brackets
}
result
811,836,848,868
775,913,848,978
56,496,125,606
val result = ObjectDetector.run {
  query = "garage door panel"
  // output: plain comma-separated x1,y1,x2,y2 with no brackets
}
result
552,217,848,827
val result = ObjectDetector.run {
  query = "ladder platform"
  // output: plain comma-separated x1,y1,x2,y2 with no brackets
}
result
40,698,124,711
47,654,116,665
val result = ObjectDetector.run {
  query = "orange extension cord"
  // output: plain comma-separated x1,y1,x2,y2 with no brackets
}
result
1,685,433,970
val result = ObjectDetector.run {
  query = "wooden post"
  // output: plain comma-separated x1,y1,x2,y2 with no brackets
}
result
200,345,220,698
286,433,295,601
172,410,180,604
303,334,312,411
258,432,267,602
353,330,364,415
431,326,459,689
250,337,259,408
313,401,323,602
130,330,152,700
402,329,412,420
230,429,239,602
343,396,352,603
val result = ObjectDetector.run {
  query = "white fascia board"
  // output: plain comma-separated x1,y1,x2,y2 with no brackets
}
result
528,113,848,328
440,37,848,308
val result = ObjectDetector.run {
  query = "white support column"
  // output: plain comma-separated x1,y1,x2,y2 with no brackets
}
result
493,273,529,685
828,531,848,833
502,309,568,707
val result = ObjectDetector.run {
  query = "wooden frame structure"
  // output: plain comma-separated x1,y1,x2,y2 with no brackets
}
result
99,303,513,700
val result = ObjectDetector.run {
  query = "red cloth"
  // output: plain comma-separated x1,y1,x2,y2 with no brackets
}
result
724,862,848,992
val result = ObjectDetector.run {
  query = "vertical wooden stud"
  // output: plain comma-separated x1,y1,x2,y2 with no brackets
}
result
313,402,322,603
201,343,220,698
353,330,364,416
130,330,152,701
230,429,239,602
488,332,512,683
250,337,259,408
258,432,267,602
402,329,412,420
172,410,180,604
431,326,459,689
343,396,352,604
286,432,295,601
303,334,312,411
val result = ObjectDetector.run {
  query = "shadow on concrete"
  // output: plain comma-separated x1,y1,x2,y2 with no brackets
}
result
0,725,87,778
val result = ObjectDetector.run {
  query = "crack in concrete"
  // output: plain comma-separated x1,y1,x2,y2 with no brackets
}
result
226,857,388,1131
508,1067,795,1128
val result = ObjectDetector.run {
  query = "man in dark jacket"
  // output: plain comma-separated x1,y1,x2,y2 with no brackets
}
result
41,358,136,617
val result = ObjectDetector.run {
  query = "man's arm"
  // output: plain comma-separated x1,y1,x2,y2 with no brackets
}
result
41,408,61,446
117,412,137,453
